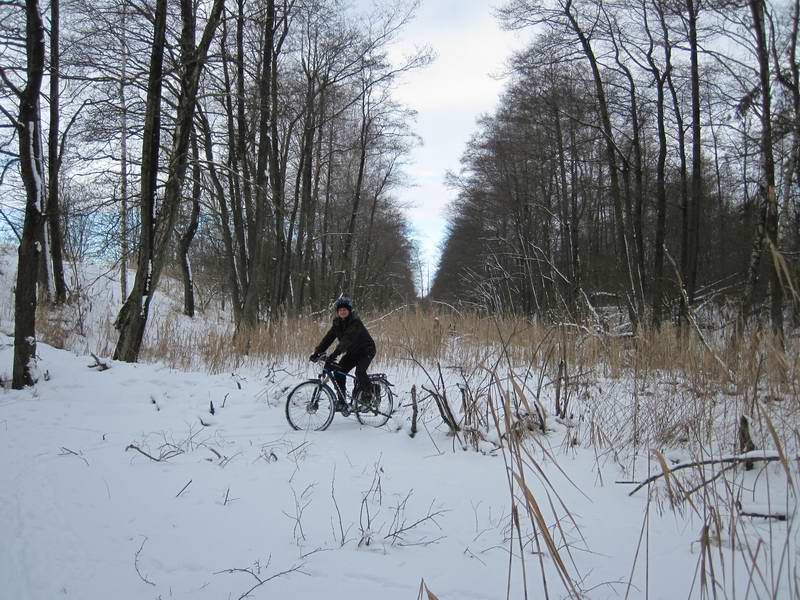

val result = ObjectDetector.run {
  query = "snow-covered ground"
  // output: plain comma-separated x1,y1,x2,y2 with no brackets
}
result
1,256,798,599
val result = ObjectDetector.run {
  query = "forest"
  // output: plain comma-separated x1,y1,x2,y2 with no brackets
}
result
434,0,798,340
1,0,428,387
3,0,799,384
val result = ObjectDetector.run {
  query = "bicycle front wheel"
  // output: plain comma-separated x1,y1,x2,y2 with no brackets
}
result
286,381,336,431
355,378,394,427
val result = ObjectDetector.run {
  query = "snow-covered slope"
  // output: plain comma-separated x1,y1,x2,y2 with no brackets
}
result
0,250,237,371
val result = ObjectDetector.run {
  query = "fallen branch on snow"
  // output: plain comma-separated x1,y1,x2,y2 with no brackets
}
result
125,443,183,462
740,511,787,521
215,556,308,600
88,353,109,371
59,446,89,466
628,451,785,496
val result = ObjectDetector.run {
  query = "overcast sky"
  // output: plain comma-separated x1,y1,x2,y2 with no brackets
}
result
380,0,527,289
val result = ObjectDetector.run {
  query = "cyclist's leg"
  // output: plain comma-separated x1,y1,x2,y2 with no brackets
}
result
334,354,356,402
354,350,374,400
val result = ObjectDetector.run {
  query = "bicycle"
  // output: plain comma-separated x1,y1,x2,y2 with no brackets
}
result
285,353,394,431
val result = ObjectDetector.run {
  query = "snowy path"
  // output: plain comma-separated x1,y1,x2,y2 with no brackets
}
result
0,340,790,599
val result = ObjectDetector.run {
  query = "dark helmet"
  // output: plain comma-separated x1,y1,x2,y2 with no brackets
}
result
334,295,353,311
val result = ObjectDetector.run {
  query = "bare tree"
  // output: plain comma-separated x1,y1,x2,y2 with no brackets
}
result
5,0,47,388
749,0,783,340
114,0,226,361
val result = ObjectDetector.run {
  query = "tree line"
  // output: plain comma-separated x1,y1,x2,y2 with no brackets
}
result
1,0,428,388
431,0,797,339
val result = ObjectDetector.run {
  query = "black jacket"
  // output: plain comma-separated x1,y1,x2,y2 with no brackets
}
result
315,312,375,359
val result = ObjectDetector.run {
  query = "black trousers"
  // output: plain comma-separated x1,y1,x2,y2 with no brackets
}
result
334,349,375,401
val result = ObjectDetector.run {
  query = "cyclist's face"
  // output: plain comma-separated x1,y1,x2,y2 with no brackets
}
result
337,307,350,319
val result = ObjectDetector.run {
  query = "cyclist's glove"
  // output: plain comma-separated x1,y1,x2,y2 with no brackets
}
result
309,352,320,362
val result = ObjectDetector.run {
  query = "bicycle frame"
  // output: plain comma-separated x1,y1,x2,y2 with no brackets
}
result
313,354,358,401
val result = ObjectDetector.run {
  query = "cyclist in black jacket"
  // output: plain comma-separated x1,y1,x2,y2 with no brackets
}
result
310,296,376,409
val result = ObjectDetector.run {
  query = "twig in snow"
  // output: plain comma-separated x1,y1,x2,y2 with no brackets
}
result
175,479,193,498
421,384,460,435
254,447,278,464
282,484,315,544
384,494,448,547
125,444,162,462
464,546,488,566
288,441,310,455
59,446,89,466
215,557,307,600
357,463,385,547
420,415,443,456
203,445,222,460
134,537,155,587
125,442,183,462
331,466,348,547
410,385,418,438
219,450,242,468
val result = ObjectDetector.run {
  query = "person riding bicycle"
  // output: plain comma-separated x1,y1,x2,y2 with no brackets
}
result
309,296,376,411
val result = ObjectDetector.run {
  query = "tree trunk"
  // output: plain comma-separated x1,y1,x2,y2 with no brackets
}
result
661,6,690,327
47,0,67,304
179,133,201,317
241,0,276,328
568,120,582,307
298,89,327,311
319,122,335,304
267,12,291,314
750,0,783,340
339,91,370,293
119,0,129,301
565,0,640,330
554,103,577,318
219,17,249,296
647,0,670,329
13,0,47,389
608,20,646,313
113,0,168,362
686,0,703,306
198,104,243,324
37,156,51,305
235,0,255,256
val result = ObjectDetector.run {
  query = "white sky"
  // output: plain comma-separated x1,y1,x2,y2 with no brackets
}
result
383,0,527,289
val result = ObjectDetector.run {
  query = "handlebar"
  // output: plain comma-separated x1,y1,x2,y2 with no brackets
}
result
311,352,339,366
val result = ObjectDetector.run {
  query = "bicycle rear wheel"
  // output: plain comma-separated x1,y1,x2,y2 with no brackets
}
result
355,378,393,427
286,381,336,431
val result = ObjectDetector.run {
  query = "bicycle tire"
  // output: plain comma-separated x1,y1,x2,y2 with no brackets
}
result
286,380,336,431
355,377,394,427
